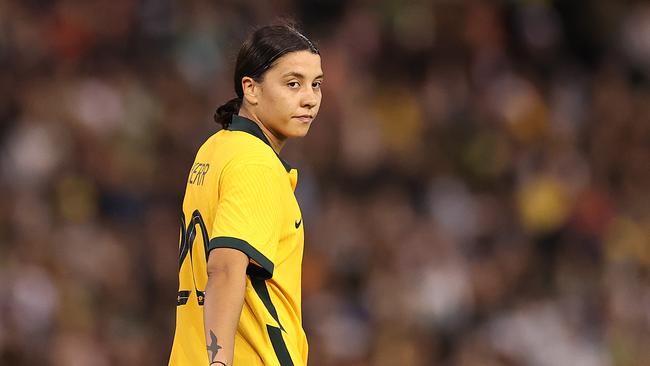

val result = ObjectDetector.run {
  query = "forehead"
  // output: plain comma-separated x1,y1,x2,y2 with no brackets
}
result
268,51,322,78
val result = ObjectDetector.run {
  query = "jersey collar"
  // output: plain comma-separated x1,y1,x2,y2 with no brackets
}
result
228,115,293,172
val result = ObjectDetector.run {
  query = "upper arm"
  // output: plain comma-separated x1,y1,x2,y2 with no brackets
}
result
206,247,249,278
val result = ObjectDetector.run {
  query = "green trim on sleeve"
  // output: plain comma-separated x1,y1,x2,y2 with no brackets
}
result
208,236,274,279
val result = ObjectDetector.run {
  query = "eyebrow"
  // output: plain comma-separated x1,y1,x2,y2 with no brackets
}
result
281,71,324,79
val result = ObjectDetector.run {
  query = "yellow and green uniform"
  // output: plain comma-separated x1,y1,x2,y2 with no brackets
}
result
168,115,307,366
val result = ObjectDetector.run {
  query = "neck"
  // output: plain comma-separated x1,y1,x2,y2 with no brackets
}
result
237,108,286,154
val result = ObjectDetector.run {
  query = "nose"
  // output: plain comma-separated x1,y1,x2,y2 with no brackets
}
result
301,87,319,108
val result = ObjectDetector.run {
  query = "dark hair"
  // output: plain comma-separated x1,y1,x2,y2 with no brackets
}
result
214,21,320,128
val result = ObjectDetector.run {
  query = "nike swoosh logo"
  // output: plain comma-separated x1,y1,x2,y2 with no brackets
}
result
295,219,302,229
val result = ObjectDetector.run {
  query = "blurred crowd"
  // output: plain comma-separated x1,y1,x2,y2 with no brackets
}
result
1,0,649,365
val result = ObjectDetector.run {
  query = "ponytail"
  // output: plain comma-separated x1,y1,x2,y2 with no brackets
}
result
214,97,243,128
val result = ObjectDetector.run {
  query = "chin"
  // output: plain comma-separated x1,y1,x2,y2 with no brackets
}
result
289,129,309,138
287,124,311,138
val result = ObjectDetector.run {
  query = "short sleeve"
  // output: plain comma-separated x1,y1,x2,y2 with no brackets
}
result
208,162,284,279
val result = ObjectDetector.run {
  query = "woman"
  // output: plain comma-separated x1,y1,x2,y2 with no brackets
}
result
168,23,323,366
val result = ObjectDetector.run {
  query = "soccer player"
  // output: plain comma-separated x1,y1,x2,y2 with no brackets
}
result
168,22,323,366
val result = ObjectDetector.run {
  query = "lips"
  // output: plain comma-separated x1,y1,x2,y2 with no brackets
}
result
294,115,313,123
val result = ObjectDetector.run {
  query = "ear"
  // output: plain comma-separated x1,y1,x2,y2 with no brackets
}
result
242,77,259,105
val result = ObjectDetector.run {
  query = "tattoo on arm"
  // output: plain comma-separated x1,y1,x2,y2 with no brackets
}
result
207,330,225,365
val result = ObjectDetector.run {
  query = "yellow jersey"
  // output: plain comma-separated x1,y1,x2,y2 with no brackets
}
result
168,115,307,366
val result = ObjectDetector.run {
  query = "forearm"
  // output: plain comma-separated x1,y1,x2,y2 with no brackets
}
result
203,266,247,366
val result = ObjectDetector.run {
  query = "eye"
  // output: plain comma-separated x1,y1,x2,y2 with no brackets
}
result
287,81,300,88
312,80,322,89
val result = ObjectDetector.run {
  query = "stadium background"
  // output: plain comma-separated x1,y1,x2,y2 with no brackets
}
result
1,0,649,365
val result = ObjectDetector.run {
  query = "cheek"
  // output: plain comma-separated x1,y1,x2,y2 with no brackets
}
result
313,94,323,112
259,89,296,128
275,94,301,119
264,87,292,111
